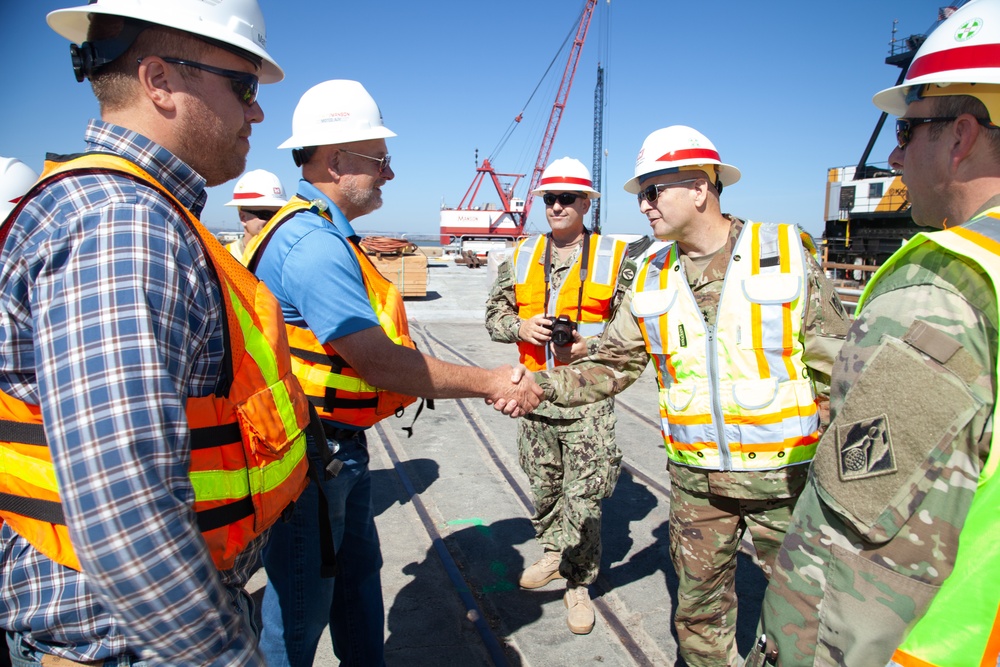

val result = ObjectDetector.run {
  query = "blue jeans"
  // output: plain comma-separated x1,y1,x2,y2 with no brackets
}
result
260,431,385,667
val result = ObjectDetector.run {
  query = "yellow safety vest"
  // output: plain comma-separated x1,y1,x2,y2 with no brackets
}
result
226,238,245,261
512,233,628,371
865,211,1000,667
0,153,311,571
630,222,820,470
244,197,417,428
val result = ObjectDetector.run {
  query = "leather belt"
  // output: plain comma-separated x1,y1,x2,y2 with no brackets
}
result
322,423,364,442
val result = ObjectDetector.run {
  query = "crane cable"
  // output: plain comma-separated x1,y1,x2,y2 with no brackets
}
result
487,2,590,163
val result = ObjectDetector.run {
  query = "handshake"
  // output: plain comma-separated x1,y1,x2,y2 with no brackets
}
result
486,364,544,418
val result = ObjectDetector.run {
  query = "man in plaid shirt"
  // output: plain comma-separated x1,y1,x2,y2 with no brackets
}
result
0,1,289,664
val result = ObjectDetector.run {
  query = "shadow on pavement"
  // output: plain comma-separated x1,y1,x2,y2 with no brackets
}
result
386,516,534,666
371,458,440,518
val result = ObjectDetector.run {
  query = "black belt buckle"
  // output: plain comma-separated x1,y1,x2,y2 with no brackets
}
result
322,423,361,442
332,428,360,442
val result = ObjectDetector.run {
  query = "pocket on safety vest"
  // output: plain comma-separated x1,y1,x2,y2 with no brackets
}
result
631,287,676,319
740,273,802,305
737,274,802,351
731,378,779,410
234,372,310,462
665,384,696,412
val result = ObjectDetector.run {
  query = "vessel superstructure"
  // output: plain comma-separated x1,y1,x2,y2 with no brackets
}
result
821,5,962,283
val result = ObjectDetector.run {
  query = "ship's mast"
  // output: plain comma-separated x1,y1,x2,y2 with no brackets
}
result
591,62,605,234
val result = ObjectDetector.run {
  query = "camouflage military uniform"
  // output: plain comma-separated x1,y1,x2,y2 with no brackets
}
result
485,241,631,585
536,217,850,665
753,201,999,667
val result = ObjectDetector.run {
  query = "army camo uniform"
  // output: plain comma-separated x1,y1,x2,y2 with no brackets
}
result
753,198,999,667
536,217,851,666
486,242,633,585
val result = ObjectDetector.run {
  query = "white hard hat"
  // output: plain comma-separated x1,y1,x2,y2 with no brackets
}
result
531,157,600,199
279,80,396,150
874,0,1000,119
0,157,40,220
225,169,287,207
623,125,740,194
47,0,283,83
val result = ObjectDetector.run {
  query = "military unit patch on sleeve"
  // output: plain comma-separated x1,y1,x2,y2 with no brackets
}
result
836,414,897,481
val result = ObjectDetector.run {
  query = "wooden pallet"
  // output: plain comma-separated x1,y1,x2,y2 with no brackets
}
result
368,253,428,297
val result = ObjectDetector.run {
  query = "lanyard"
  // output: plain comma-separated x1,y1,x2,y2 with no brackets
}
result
542,231,590,322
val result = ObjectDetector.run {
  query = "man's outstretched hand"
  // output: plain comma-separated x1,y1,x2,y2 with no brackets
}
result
486,364,543,417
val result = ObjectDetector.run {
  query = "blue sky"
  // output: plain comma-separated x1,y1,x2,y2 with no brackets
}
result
1,1,951,239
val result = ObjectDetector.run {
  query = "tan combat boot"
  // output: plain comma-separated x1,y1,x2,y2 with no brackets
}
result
519,551,564,589
564,583,595,634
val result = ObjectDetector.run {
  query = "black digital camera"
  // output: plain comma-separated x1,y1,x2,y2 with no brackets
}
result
549,315,578,347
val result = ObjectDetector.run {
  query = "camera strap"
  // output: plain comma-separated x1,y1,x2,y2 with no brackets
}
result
543,231,591,323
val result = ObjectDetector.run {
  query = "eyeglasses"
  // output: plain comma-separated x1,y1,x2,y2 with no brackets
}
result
636,178,702,204
542,192,583,207
139,57,259,107
240,208,278,221
894,116,995,149
340,149,392,174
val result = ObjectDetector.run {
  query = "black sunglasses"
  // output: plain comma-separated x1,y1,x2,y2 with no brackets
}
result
542,192,583,207
240,208,278,221
139,56,259,107
895,116,995,149
340,149,391,174
636,178,701,204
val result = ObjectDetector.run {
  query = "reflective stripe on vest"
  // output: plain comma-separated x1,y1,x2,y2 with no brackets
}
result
0,154,310,571
865,212,1000,667
631,222,819,471
244,197,417,427
512,233,627,371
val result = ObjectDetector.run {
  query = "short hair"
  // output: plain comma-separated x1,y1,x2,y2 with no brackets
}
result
929,94,1000,162
87,15,210,112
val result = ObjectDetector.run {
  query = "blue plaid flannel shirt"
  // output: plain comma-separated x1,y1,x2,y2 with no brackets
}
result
0,120,266,665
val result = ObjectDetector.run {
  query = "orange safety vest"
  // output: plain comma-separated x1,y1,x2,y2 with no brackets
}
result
244,197,417,428
511,233,628,371
0,154,311,572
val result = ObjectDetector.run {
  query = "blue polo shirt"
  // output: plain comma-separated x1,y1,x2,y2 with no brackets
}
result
253,179,380,344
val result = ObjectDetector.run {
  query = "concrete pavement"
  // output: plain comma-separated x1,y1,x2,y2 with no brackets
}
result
247,259,769,666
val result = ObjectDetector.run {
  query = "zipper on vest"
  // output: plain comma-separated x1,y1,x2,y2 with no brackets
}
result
706,324,732,471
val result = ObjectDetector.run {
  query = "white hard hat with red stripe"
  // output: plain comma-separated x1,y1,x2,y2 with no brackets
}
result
47,0,283,83
0,157,39,220
874,0,1000,119
623,125,740,194
531,157,600,198
225,169,287,208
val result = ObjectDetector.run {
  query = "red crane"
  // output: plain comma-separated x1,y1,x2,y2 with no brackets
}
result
523,0,598,227
439,0,599,248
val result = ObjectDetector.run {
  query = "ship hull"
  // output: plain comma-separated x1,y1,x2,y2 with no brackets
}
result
439,209,523,245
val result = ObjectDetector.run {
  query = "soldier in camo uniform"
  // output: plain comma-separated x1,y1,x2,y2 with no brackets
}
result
524,127,850,666
485,157,634,635
753,3,1000,666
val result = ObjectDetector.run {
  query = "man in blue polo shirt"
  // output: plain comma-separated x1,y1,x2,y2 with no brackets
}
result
246,79,544,667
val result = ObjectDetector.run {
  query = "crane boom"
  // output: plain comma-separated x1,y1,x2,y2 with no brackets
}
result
521,0,599,227
439,1,600,251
